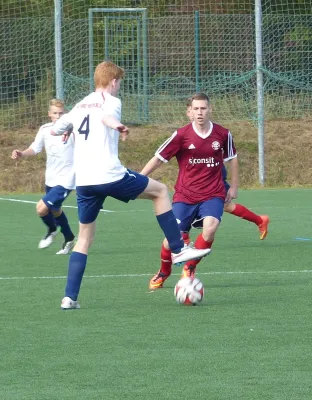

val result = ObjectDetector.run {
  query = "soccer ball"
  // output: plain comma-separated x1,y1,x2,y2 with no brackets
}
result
174,277,204,305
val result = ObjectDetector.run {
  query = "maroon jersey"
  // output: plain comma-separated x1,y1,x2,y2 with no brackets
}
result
156,122,237,204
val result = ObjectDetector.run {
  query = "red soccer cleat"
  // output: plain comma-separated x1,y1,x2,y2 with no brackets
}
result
149,271,169,290
258,215,270,240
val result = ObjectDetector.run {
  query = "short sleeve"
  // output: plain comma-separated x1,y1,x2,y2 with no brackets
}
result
155,131,181,163
101,95,121,120
30,126,45,154
223,131,237,162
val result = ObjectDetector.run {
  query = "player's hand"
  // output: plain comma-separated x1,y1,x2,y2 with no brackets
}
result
51,127,73,144
117,124,129,142
225,186,238,203
61,130,72,144
11,149,23,160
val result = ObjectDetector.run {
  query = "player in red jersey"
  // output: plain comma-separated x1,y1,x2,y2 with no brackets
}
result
185,99,269,242
146,95,269,289
141,92,239,288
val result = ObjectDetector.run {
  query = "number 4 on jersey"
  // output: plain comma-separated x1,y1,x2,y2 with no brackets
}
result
78,115,90,140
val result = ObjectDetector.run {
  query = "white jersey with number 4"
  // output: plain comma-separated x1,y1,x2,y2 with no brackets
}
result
54,92,127,186
30,122,75,190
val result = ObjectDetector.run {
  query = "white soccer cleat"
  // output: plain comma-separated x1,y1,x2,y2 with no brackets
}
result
38,229,58,249
171,245,211,266
61,296,80,310
56,239,75,255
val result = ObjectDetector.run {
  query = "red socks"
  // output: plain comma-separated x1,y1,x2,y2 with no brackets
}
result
182,231,190,245
230,204,262,226
160,243,172,276
185,234,213,268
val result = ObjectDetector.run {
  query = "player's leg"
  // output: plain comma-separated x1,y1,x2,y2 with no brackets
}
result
46,186,76,254
223,180,270,240
148,230,192,289
149,238,172,290
52,208,76,254
182,231,191,245
61,186,102,309
182,198,223,278
36,187,58,248
224,201,270,240
149,202,196,289
136,176,211,264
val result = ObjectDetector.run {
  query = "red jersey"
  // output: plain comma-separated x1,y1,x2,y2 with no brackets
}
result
156,121,237,204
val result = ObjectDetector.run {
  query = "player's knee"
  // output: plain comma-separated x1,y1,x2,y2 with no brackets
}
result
202,223,219,240
36,200,49,217
156,182,169,199
224,201,234,213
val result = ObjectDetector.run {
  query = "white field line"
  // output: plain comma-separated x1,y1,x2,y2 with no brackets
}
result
0,269,312,281
0,197,115,213
0,197,147,213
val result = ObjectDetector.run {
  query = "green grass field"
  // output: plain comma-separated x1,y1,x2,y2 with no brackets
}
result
0,189,312,400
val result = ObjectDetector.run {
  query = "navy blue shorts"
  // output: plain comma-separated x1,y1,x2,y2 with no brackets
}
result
43,185,71,211
172,197,224,231
76,169,149,224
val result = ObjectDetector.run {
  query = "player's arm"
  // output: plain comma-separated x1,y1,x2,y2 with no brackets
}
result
225,156,238,202
51,113,73,143
140,156,163,176
223,130,238,202
141,130,181,176
101,115,129,142
11,126,45,160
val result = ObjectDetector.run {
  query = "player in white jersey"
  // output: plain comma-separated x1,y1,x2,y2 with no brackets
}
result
52,61,211,310
11,99,76,254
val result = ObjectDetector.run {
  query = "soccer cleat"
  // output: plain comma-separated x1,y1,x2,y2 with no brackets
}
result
258,215,270,240
149,271,169,290
61,296,80,310
56,238,76,255
38,229,58,249
181,264,196,279
171,245,211,266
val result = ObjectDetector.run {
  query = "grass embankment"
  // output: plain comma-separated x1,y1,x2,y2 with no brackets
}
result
1,119,311,192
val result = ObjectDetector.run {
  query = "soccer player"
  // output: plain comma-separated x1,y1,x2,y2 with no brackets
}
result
11,99,76,255
187,99,269,242
141,93,240,290
51,61,211,309
147,97,270,289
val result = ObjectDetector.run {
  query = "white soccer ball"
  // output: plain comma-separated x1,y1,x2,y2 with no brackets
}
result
174,277,204,305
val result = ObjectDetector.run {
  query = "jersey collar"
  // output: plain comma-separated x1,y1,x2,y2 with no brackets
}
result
192,121,213,139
